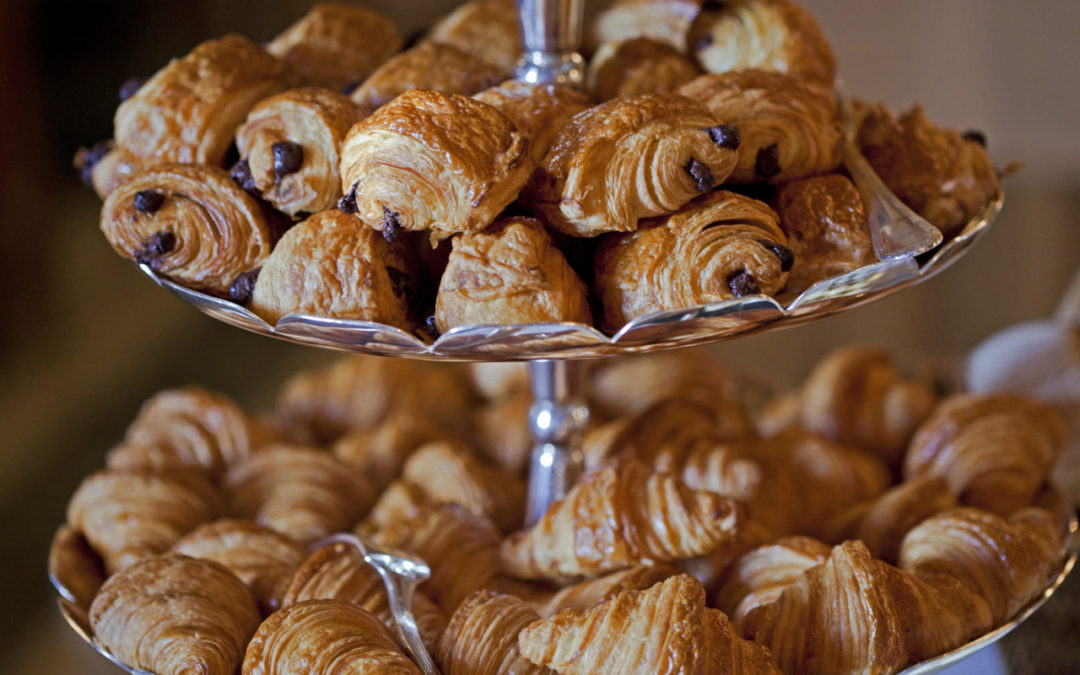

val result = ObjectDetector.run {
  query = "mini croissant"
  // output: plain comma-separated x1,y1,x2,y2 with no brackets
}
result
333,411,457,492
588,349,737,418
436,590,549,675
587,38,701,102
427,0,522,75
474,80,591,168
532,564,681,618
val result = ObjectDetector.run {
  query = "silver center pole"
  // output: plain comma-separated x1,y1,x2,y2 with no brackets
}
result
515,0,586,88
525,359,589,526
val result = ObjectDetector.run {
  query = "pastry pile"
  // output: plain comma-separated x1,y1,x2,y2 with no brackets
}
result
54,345,1069,674
77,0,1003,336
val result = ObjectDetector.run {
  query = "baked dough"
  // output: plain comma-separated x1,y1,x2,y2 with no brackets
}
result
333,411,456,492
473,80,591,168
531,564,681,618
436,590,549,675
587,38,701,102
589,0,704,54
74,140,142,198
426,0,522,75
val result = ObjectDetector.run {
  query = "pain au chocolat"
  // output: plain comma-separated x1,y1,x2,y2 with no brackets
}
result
426,0,523,75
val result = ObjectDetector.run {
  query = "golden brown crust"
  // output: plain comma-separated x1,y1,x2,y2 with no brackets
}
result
588,350,735,418
594,190,790,332
340,89,531,240
473,80,592,168
533,564,682,618
427,0,522,75
90,554,260,675
687,0,836,86
473,390,537,476
74,141,143,198
250,210,418,327
773,173,875,293
100,164,278,296
49,525,107,612
529,93,737,237
333,411,456,492
437,590,550,675
589,0,704,54
243,599,420,674
435,217,594,331
587,38,701,102
115,34,289,166
266,3,402,90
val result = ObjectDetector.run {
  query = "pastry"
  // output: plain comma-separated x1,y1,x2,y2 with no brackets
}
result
773,173,875,293
90,554,260,675
265,3,401,91
499,460,744,579
902,393,1066,516
171,519,307,616
434,217,594,332
436,590,549,675
678,69,844,184
470,361,530,401
426,0,523,75
532,564,681,618
350,41,506,116
224,445,374,543
340,89,531,240
249,210,419,327
49,525,106,612
473,80,591,168
529,93,738,237
518,574,780,674
687,0,836,86
333,411,456,492
280,542,445,653
588,0,704,54
587,38,701,102
100,164,279,297
857,104,1001,239
67,468,222,574
115,34,289,166
242,599,420,674
73,140,142,198
234,87,360,217
594,191,791,332
473,390,533,476
588,349,736,418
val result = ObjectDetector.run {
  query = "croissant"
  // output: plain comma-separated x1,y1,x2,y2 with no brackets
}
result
898,507,1063,626
470,361,530,401
91,554,260,675
436,590,550,675
100,164,279,296
115,34,288,166
74,140,142,198
249,210,419,327
224,445,374,543
594,190,792,332
243,599,420,674
474,390,533,476
340,89,531,240
759,345,937,465
427,0,522,75
773,174,875,293
474,80,591,168
686,0,836,87
333,411,456,492
857,104,1001,239
529,93,738,237
234,88,360,217
588,0,704,53
171,519,306,616
105,386,272,476
434,217,594,332
49,525,107,612
67,468,222,574
532,564,681,618
350,42,506,117
902,393,1066,516
518,574,780,674
678,70,843,184
265,3,401,91
587,38,702,102
589,349,737,418
280,542,445,653
499,460,744,579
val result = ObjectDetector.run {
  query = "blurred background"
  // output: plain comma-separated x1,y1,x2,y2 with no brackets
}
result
0,0,1076,672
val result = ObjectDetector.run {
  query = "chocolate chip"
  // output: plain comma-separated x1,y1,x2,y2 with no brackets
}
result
701,0,728,10
294,211,313,221
341,81,361,96
755,144,781,178
382,206,402,242
230,159,260,194
134,230,176,266
962,129,987,148
338,182,359,213
271,141,304,179
134,190,165,213
685,158,714,192
118,77,145,101
759,239,794,271
697,34,714,51
75,140,113,187
705,124,741,150
229,268,261,305
425,315,440,338
727,270,760,297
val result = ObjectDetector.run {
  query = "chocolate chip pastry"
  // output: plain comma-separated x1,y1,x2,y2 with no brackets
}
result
588,0,705,54
473,80,591,169
73,141,142,199
586,38,702,102
425,0,523,75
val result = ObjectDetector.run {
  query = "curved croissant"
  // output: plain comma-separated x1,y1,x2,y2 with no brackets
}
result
340,89,531,240
224,445,374,543
588,0,703,53
474,80,591,170
473,391,533,476
587,38,701,102
280,542,445,653
234,87,360,217
436,590,549,675
435,217,594,332
250,210,419,327
499,460,744,579
115,34,288,166
589,349,737,419
91,554,260,675
67,468,222,574
533,564,681,618
171,519,307,616
519,574,780,674
333,411,456,492
100,164,279,297
595,190,792,332
686,0,836,87
427,0,522,75
265,3,401,91
529,93,738,237
243,600,420,674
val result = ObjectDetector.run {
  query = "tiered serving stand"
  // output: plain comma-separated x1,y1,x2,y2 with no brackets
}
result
51,1,1077,673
